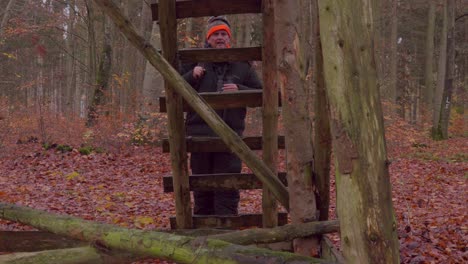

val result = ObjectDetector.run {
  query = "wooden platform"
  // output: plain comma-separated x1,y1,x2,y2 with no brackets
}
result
163,172,288,192
160,90,282,112
151,0,262,21
170,213,288,229
178,47,262,63
161,136,285,153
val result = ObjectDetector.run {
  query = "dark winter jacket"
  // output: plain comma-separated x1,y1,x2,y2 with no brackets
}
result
181,61,262,136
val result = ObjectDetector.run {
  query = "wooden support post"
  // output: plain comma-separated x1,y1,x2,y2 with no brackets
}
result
261,0,279,228
158,0,192,229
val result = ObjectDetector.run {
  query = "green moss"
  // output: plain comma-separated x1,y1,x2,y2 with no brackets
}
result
79,146,93,155
448,153,468,162
42,142,53,150
57,145,73,153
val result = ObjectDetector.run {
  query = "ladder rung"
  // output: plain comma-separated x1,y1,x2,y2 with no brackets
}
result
163,173,288,192
170,213,288,229
160,90,282,112
152,0,262,21
161,136,285,153
178,47,262,63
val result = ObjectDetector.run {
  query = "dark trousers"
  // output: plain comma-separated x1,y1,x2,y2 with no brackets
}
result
190,152,241,215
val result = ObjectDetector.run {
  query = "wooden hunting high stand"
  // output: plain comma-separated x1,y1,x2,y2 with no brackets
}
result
152,0,291,230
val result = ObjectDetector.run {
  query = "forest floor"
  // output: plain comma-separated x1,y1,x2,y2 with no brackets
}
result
0,113,466,263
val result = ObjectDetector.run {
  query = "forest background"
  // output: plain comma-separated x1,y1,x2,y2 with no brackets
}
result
0,0,466,263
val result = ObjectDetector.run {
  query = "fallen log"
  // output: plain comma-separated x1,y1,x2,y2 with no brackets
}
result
0,203,331,264
207,220,340,245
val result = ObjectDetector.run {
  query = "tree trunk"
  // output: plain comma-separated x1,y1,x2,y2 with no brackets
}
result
85,0,98,117
87,17,112,127
318,0,400,263
141,22,164,115
438,0,456,139
0,203,324,264
432,1,448,140
388,0,398,105
275,0,319,256
423,1,436,107
311,0,331,222
65,0,77,116
0,0,16,37
91,0,290,210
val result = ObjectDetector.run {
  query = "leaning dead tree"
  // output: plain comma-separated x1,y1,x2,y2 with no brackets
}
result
0,203,335,263
318,0,400,263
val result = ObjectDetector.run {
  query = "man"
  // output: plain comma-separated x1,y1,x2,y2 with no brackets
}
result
181,16,262,215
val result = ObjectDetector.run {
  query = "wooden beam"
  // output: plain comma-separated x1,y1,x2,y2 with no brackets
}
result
0,231,84,252
178,47,262,63
0,247,104,264
210,220,340,245
151,0,262,21
170,213,288,229
261,0,279,228
160,90,283,112
162,136,285,153
158,0,192,229
163,173,288,192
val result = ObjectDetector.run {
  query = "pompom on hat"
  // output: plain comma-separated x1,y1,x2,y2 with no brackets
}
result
205,16,232,40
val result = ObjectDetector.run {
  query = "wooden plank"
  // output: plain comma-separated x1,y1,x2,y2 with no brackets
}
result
160,90,282,112
159,0,192,229
162,136,285,153
178,47,262,63
163,172,288,192
261,0,279,228
170,213,288,229
151,0,262,21
0,231,84,252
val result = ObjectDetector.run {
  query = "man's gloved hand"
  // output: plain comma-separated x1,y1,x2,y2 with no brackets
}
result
192,66,206,79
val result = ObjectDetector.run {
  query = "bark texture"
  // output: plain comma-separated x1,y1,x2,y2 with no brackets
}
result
318,0,400,263
423,1,436,107
432,1,448,140
208,220,339,245
91,0,289,210
312,0,332,221
275,0,319,256
438,0,456,140
0,203,325,264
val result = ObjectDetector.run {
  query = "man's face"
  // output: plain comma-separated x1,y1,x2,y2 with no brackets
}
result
207,30,230,48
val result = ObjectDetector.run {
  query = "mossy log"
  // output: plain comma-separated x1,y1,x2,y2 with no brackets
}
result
208,220,339,245
91,0,289,210
0,203,331,264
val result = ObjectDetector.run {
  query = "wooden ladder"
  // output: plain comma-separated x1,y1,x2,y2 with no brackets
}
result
151,0,286,230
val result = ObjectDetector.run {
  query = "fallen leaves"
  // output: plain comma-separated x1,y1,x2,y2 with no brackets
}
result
0,129,466,263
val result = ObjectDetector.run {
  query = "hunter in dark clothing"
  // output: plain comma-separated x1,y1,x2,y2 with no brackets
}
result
181,17,262,215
